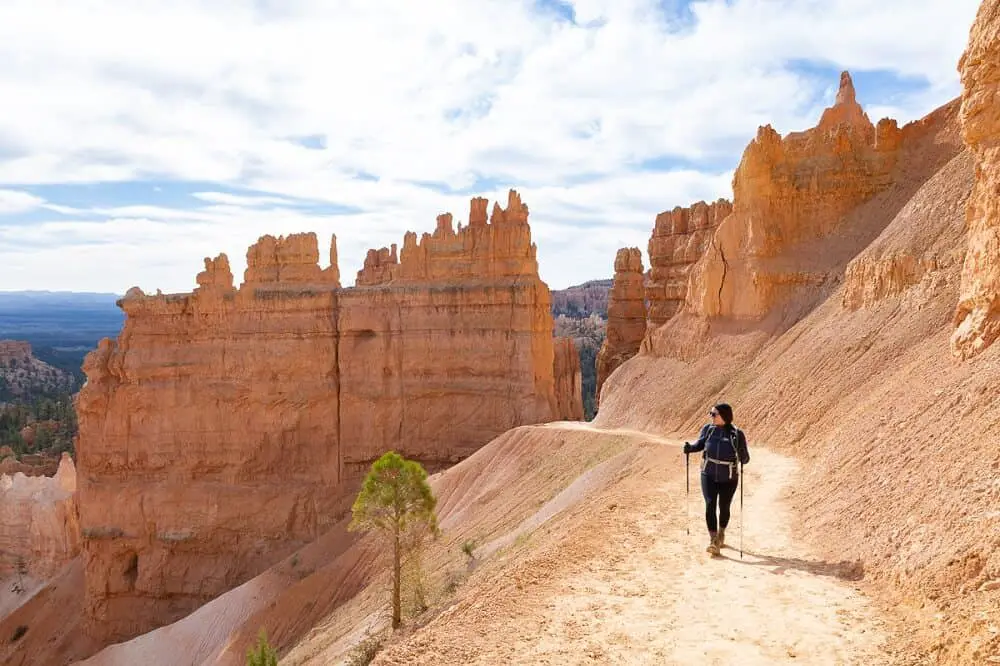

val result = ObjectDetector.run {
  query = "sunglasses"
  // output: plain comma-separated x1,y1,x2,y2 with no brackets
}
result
709,410,719,417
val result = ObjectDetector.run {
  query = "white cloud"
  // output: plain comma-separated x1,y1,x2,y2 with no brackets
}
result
0,189,44,215
190,191,306,207
0,0,984,291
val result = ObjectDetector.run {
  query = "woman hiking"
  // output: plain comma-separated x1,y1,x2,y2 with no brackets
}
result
683,403,750,556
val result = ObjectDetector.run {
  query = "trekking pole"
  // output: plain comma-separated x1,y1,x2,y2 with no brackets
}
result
739,460,744,560
685,445,690,536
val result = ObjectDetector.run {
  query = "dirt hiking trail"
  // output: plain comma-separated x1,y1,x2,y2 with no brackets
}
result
376,425,896,665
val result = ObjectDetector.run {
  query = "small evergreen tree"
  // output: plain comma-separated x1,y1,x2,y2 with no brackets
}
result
246,629,278,666
349,451,438,629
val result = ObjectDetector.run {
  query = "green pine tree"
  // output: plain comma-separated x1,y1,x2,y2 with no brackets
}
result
245,629,278,666
349,451,439,629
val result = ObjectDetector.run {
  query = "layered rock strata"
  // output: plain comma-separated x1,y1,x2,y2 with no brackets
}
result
596,248,647,400
952,0,1000,359
74,190,578,642
646,200,732,327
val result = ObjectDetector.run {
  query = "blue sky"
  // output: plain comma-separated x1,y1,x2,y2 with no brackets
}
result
0,0,983,293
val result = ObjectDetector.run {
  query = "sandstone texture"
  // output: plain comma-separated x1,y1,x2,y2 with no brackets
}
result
0,453,79,580
553,337,584,421
73,190,579,644
595,248,646,400
686,72,906,320
646,200,731,327
952,0,1000,359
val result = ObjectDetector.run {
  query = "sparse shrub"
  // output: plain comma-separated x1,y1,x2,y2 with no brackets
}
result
10,625,27,643
290,553,299,568
443,569,464,595
245,629,278,666
345,631,385,666
461,539,477,560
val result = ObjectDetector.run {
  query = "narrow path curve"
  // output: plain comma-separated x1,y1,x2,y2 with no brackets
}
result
537,446,890,664
376,426,895,665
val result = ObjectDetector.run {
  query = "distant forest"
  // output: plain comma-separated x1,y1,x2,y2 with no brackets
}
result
0,292,123,460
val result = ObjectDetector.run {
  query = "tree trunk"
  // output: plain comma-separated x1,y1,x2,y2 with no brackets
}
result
392,524,401,629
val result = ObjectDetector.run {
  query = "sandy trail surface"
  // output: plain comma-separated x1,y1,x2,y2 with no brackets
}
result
377,425,893,665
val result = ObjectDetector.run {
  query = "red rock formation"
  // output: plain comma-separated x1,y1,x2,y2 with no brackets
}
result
553,338,584,421
952,0,1000,359
0,453,61,478
596,248,646,400
550,279,613,318
194,254,236,296
74,189,579,643
0,341,32,364
686,72,905,320
242,232,341,288
356,191,539,285
0,453,79,580
356,244,399,286
0,341,75,398
646,200,732,327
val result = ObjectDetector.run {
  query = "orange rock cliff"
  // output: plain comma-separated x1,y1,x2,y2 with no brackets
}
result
645,200,732,327
596,247,646,400
952,0,1000,359
74,189,581,642
684,71,908,321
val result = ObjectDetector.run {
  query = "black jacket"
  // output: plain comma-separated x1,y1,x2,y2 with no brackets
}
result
687,424,750,482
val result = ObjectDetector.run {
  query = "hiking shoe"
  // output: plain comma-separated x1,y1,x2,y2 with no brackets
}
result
706,531,720,556
707,542,721,557
717,528,726,548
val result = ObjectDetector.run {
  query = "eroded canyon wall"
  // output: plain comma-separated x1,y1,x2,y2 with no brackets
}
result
645,200,731,328
74,190,577,643
596,248,646,400
0,453,79,580
685,72,906,321
553,337,584,421
952,0,1000,359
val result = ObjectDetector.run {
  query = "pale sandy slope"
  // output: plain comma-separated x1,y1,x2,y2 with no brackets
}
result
373,424,895,666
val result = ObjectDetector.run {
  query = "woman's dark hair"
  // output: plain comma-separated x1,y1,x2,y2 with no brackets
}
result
714,403,734,426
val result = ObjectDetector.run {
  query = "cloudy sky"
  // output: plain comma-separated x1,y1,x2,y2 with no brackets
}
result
0,0,983,294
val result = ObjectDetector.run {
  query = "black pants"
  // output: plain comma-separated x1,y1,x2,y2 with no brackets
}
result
701,473,739,532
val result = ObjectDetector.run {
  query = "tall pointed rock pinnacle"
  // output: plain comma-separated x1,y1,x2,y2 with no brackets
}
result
835,71,857,106
818,70,870,131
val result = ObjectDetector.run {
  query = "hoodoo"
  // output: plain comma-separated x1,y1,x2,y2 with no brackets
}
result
73,189,581,643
